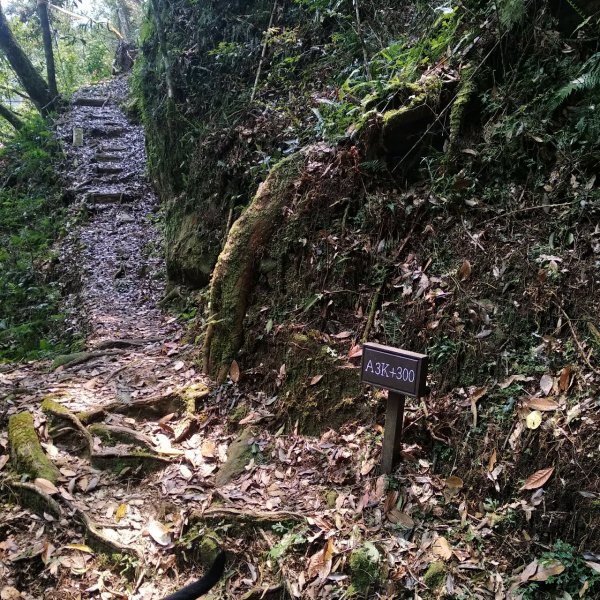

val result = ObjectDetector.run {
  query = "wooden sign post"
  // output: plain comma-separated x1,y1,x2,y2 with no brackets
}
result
361,343,428,474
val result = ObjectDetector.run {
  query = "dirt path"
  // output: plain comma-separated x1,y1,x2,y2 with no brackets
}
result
0,78,537,600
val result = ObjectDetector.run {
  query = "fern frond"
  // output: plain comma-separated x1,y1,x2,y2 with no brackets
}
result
550,52,600,110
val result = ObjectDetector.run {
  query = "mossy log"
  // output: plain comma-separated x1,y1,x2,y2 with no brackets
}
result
8,412,60,483
203,152,305,382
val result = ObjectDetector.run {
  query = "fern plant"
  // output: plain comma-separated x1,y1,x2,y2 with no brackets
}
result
550,52,600,110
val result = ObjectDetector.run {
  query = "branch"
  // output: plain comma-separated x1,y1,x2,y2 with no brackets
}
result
48,4,123,39
0,102,23,130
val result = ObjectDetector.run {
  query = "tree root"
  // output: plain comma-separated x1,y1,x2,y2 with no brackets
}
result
199,506,306,525
42,396,94,453
51,349,125,371
93,337,163,350
88,423,154,450
8,481,62,518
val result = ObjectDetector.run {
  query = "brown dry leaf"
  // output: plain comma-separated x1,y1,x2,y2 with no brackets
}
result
459,259,472,281
499,374,532,389
540,374,554,395
173,360,185,372
332,331,352,339
115,503,128,523
348,344,363,359
529,560,565,582
0,455,9,471
229,360,240,383
525,398,559,411
558,366,571,392
525,410,542,430
0,586,22,599
78,476,89,492
307,538,334,580
433,536,453,561
64,544,94,554
201,440,216,458
34,478,59,495
469,386,487,428
585,561,600,574
520,467,554,491
147,519,171,546
445,476,464,490
387,509,414,528
310,374,324,386
488,448,497,472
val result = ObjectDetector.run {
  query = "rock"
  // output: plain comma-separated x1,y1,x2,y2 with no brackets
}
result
214,428,254,487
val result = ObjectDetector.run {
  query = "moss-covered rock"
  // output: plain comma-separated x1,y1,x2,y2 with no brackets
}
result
214,428,254,487
8,412,60,483
349,542,382,593
423,560,447,596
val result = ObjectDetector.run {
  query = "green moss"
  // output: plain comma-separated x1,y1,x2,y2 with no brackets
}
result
204,153,305,382
325,490,338,508
41,395,70,416
448,65,476,148
179,383,210,413
214,428,254,487
349,543,382,593
423,561,447,594
228,404,249,428
8,412,60,483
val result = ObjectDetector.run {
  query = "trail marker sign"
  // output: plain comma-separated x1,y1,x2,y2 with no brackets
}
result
361,343,428,474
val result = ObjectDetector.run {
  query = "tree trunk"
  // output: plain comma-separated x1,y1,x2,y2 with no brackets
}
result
0,5,54,115
0,102,23,130
37,0,58,100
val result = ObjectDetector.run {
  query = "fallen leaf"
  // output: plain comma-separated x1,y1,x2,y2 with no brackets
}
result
387,509,414,528
433,536,453,560
499,374,532,389
540,374,553,395
558,366,571,392
64,544,94,554
0,586,22,599
332,331,352,339
201,440,216,458
147,519,171,546
530,560,565,582
310,374,323,386
488,448,497,472
307,538,334,580
229,360,240,383
445,476,464,490
34,478,58,495
526,410,542,430
180,464,193,480
459,259,471,281
0,455,9,471
520,467,554,491
348,344,363,359
115,503,128,523
525,398,559,411
173,360,185,372
585,561,600,574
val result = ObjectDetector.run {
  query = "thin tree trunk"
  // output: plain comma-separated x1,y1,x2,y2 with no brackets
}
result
0,5,54,115
37,0,58,100
0,102,23,130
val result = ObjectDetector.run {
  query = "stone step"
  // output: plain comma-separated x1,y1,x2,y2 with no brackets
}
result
73,97,110,107
94,153,122,162
96,165,124,175
89,127,127,138
87,191,134,204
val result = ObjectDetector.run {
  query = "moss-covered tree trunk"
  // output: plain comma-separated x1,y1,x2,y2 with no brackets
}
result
0,102,23,130
203,152,305,382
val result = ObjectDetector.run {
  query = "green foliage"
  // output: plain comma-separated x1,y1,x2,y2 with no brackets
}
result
550,52,600,110
348,542,382,593
518,541,600,598
0,117,70,361
497,0,527,28
268,523,307,560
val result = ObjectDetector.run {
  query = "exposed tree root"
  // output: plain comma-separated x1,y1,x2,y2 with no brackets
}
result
8,480,62,518
50,349,125,371
88,423,154,450
42,396,94,453
93,337,163,350
200,507,306,525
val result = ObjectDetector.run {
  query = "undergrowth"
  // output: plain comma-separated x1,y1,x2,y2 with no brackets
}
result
0,117,69,361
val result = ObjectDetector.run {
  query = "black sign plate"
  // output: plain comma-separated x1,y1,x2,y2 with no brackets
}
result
361,342,428,397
